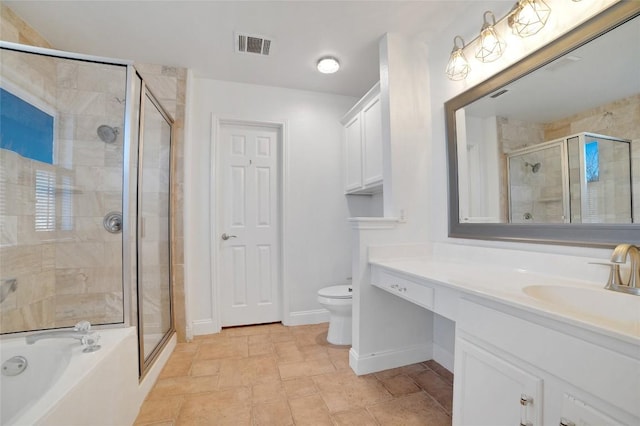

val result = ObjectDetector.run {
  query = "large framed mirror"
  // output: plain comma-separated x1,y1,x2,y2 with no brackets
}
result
446,1,640,247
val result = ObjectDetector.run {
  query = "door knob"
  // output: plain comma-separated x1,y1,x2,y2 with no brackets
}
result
221,233,237,241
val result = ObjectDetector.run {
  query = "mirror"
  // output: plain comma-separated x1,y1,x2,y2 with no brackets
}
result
446,2,640,246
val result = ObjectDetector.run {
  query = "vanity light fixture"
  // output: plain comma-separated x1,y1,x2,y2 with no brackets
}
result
508,0,551,37
476,11,507,63
446,36,471,81
316,56,340,74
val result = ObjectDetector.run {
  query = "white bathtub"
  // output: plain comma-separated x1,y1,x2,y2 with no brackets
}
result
0,327,158,426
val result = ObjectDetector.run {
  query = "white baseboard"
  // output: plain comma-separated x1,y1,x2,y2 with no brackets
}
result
433,343,454,372
192,319,220,336
284,309,330,326
349,343,433,375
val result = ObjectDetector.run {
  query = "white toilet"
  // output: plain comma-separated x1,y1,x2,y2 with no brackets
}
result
317,285,353,345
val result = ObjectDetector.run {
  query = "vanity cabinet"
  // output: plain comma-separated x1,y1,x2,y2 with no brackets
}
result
454,298,638,426
342,82,382,194
454,337,542,426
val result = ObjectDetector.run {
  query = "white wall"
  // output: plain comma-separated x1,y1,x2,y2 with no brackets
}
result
185,78,357,334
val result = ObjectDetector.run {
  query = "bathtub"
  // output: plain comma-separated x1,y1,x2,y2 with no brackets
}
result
1,327,149,426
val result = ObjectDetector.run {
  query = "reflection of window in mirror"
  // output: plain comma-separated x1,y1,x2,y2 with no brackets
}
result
585,142,599,183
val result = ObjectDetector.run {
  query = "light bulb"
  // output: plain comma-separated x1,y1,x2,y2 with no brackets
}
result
446,36,471,81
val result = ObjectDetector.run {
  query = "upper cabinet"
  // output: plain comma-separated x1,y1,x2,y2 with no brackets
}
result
342,82,383,194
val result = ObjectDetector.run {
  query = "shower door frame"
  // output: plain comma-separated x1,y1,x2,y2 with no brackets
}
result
135,77,175,379
506,139,570,224
572,132,634,224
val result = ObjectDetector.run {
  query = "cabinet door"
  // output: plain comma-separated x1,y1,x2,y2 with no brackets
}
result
453,337,543,426
344,114,363,192
361,95,383,187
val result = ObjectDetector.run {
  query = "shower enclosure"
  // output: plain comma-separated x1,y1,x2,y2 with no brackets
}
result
507,132,633,224
0,41,173,377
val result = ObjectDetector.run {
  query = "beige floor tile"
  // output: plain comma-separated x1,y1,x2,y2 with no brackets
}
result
138,324,454,426
134,395,183,424
249,342,274,356
288,394,333,426
331,408,379,426
148,375,219,398
168,350,197,362
412,370,454,413
249,333,271,344
159,358,192,379
196,337,248,360
378,373,421,396
282,377,318,399
368,392,451,426
252,397,294,426
252,381,287,404
278,360,310,380
174,342,199,353
191,359,221,376
424,359,454,385
177,396,251,426
375,362,427,380
269,330,295,343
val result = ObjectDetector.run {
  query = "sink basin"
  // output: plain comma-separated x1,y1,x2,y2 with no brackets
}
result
522,285,640,336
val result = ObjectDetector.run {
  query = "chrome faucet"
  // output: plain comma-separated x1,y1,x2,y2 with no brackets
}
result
26,321,101,352
607,244,640,296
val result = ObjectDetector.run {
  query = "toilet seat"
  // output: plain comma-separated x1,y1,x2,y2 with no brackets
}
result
318,285,352,299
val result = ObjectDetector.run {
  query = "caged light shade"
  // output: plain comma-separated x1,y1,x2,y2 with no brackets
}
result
446,36,471,81
476,11,506,63
508,0,551,37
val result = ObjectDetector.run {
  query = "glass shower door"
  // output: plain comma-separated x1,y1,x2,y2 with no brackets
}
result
137,84,173,373
507,141,567,223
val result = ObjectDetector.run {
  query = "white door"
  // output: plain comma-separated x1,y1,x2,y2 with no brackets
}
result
218,123,281,327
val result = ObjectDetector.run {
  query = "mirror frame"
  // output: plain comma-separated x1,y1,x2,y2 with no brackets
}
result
445,1,640,248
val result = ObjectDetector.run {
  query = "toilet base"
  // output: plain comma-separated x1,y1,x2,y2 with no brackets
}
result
326,315,352,346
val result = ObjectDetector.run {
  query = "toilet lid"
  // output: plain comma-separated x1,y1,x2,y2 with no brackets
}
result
318,285,352,299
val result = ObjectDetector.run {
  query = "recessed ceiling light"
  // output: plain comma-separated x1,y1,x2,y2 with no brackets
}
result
317,56,340,74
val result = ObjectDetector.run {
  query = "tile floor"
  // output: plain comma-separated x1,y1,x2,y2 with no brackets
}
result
134,323,453,426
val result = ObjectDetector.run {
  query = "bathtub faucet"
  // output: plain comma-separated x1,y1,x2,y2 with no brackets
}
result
25,321,101,352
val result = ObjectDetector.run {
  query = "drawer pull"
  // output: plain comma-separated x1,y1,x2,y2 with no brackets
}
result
520,394,533,426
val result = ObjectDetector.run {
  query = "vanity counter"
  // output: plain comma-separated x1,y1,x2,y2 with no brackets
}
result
370,257,640,344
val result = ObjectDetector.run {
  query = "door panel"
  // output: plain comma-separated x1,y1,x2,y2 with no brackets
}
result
219,123,281,326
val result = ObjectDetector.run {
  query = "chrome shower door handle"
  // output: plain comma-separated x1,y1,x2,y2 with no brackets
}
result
221,233,237,241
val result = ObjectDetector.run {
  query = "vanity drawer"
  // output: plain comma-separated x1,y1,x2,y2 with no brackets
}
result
372,267,434,310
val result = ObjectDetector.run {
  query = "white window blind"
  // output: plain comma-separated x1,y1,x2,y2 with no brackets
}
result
35,169,56,231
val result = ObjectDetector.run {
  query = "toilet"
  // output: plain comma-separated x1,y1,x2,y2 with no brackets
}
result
317,285,353,345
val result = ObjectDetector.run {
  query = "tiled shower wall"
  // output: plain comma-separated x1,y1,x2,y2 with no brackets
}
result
0,4,187,341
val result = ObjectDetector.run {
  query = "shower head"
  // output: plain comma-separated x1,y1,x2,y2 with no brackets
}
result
97,125,119,143
525,162,541,173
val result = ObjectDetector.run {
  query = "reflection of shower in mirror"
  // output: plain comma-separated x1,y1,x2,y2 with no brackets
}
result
524,161,541,173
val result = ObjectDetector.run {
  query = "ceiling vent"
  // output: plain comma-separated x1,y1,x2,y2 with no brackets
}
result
235,32,272,56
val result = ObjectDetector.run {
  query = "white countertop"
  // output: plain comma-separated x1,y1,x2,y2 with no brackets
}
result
370,257,640,345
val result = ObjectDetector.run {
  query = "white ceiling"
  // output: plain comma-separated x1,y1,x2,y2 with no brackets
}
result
4,0,513,98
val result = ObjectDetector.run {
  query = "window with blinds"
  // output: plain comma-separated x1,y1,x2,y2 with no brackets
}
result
35,169,56,231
